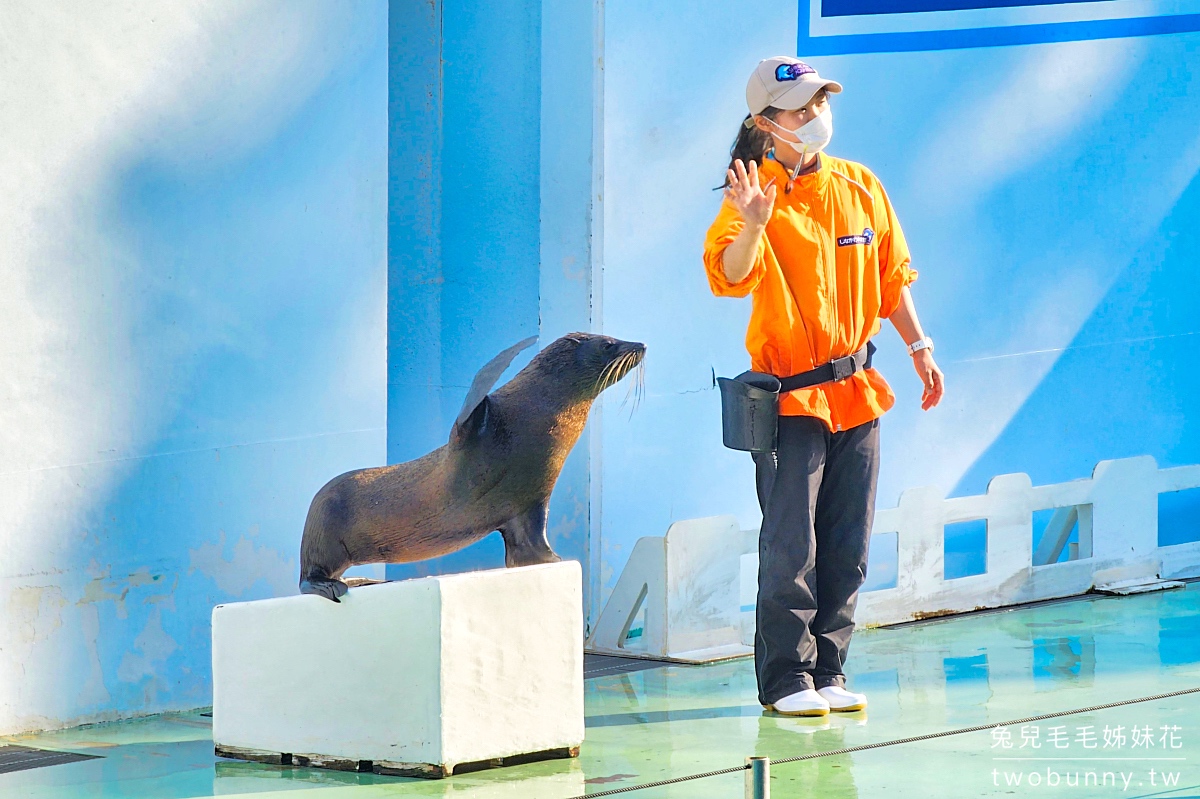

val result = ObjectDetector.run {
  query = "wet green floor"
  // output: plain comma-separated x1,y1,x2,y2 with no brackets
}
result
5,582,1200,798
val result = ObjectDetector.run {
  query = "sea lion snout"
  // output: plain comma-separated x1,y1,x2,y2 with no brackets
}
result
543,333,646,401
610,338,647,360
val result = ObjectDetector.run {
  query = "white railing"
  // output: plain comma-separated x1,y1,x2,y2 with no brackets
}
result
585,456,1200,662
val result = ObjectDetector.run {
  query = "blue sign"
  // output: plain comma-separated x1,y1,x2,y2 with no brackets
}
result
798,0,1200,54
825,0,1100,14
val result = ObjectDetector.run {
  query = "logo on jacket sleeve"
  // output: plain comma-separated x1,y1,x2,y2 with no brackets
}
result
837,228,875,247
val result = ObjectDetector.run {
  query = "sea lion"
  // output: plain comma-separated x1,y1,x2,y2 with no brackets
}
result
299,332,646,601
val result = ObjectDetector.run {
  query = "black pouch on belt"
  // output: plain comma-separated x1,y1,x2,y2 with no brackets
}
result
717,371,781,452
716,341,876,453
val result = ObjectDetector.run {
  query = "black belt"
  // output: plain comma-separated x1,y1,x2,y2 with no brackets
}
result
777,341,875,392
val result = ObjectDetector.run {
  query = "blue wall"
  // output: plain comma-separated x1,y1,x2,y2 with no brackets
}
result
385,0,601,602
0,2,387,734
385,0,1200,627
386,0,543,580
3,0,1194,735
593,3,1200,606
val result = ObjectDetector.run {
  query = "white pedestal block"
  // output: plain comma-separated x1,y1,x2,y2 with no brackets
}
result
211,561,584,778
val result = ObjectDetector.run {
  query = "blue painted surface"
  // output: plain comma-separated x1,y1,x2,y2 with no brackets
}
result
945,519,989,579
88,15,389,718
569,4,1200,628
539,0,602,620
69,434,381,717
1160,489,1200,548
387,0,446,464
800,0,1200,54
383,0,1197,629
954,168,1200,500
863,531,899,591
8,0,1197,736
0,2,388,733
1032,508,1080,563
437,0,542,402
386,0,545,583
822,0,1101,17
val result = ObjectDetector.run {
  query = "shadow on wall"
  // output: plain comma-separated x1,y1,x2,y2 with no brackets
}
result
952,169,1200,549
2,8,388,731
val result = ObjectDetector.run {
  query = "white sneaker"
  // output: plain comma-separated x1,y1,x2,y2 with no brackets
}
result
817,685,867,712
765,689,830,717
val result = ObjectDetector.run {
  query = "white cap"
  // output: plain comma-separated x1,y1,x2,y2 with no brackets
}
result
745,56,843,115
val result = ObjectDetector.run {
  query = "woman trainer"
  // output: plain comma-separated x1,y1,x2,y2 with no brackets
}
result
703,56,945,717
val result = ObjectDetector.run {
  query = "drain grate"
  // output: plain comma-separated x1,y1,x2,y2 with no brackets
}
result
584,654,669,679
0,745,100,774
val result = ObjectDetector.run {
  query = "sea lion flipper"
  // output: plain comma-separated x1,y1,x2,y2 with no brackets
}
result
452,395,492,446
499,501,562,568
300,577,349,603
452,336,538,435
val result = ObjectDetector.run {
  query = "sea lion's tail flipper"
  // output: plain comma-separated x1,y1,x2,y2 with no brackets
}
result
451,336,538,440
299,577,349,603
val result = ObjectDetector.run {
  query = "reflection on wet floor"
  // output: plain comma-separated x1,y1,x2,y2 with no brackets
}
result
2,581,1199,798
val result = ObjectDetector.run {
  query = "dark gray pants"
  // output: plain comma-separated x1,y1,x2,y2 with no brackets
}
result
751,415,880,706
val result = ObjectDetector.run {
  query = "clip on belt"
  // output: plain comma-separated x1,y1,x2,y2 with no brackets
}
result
778,341,876,393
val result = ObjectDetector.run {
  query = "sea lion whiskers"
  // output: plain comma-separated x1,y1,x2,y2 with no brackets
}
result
593,358,621,396
607,350,636,385
606,350,641,398
591,358,613,391
624,361,647,417
609,351,633,386
618,358,645,413
618,365,635,410
593,350,635,397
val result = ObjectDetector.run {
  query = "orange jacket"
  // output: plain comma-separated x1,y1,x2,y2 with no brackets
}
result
704,154,916,432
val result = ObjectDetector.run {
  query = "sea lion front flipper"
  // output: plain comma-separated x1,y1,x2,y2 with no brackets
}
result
300,577,349,603
452,336,538,438
499,500,562,568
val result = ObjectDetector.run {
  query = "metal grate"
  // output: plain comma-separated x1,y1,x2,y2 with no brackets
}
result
0,744,100,774
584,653,669,679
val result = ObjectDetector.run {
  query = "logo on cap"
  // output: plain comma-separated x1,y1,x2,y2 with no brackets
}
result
775,62,816,82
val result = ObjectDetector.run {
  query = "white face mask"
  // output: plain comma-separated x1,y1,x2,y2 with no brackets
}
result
767,107,833,155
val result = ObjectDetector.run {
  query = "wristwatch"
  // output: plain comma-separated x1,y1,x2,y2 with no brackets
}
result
907,337,934,356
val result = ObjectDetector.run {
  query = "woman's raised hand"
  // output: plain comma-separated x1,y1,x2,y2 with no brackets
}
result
724,158,777,228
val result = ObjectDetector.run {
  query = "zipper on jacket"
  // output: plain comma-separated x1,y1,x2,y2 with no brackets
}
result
792,201,820,372
824,202,839,366
823,193,844,434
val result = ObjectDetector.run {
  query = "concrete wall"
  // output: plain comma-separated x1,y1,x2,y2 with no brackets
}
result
0,1,387,734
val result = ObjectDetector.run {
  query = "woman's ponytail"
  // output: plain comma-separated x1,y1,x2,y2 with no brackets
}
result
720,107,781,188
